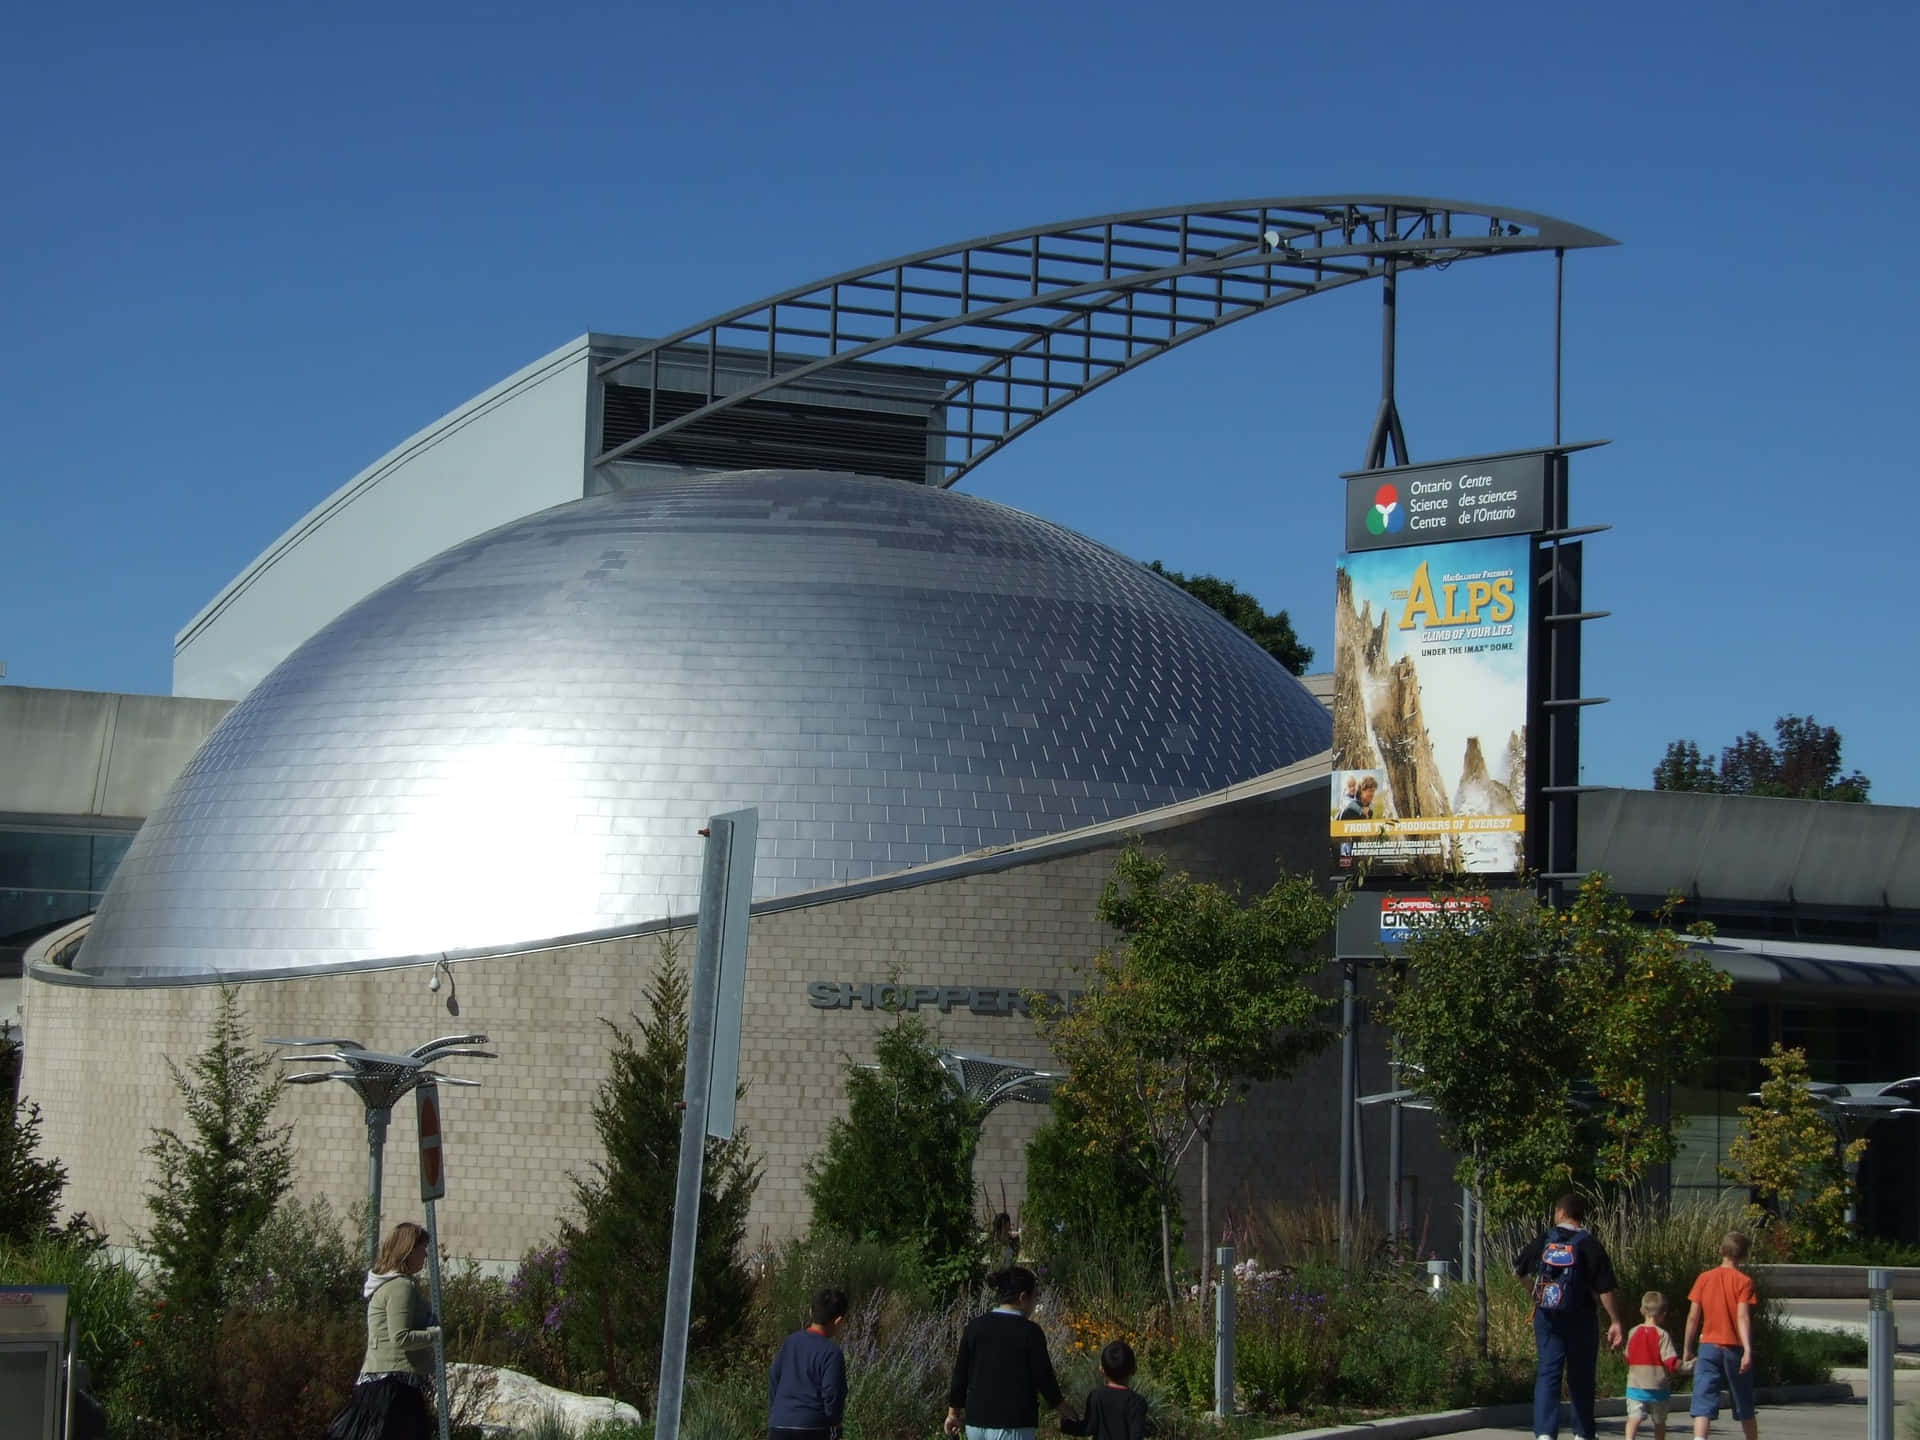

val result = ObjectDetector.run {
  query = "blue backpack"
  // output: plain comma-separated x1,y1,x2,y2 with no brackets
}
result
1533,1226,1587,1313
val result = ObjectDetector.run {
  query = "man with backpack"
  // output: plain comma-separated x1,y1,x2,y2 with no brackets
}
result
1514,1193,1627,1440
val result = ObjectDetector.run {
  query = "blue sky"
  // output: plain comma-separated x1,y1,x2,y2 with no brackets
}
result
3,1,1914,801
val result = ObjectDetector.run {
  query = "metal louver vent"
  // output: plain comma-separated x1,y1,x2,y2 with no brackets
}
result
601,383,932,484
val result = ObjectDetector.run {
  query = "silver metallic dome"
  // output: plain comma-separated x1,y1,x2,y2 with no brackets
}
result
80,470,1330,977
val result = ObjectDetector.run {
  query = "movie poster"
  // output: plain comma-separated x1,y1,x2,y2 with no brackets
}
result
1330,534,1531,878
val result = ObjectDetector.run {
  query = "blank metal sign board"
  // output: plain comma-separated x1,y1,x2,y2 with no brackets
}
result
703,807,758,1141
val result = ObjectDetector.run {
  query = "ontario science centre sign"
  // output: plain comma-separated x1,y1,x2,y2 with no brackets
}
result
1330,444,1597,902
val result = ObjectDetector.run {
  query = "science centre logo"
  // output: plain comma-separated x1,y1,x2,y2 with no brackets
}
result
1365,484,1405,536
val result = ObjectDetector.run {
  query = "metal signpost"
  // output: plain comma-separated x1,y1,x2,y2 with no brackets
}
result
654,808,759,1440
1213,1245,1236,1419
1869,1268,1894,1440
418,1081,451,1440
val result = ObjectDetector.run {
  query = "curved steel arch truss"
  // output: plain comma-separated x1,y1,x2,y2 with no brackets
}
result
592,196,1614,487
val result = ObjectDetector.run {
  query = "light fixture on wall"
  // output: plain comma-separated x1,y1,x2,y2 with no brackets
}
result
428,955,460,1016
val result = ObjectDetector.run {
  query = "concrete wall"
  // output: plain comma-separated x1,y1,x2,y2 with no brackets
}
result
0,687,232,820
22,781,1445,1266
171,338,593,701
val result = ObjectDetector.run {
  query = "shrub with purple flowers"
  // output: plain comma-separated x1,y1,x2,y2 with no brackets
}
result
499,1244,576,1384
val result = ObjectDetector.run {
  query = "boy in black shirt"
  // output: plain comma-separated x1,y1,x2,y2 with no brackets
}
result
1514,1193,1626,1440
1063,1340,1149,1440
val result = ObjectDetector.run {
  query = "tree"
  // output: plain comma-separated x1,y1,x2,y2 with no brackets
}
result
1723,1044,1865,1259
1558,878,1730,1195
0,1039,70,1245
561,940,760,1406
1653,714,1870,801
144,986,293,1316
1381,894,1576,1355
1651,738,1717,794
1022,1087,1177,1288
1035,843,1338,1307
1147,562,1314,673
1384,876,1734,1354
807,1013,980,1290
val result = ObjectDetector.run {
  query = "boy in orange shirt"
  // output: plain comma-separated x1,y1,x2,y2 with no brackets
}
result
1682,1231,1759,1439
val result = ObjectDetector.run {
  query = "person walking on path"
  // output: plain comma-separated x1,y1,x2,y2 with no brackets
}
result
1624,1290,1685,1440
324,1221,442,1440
944,1266,1072,1440
1061,1339,1149,1440
1682,1231,1759,1440
768,1287,850,1440
1514,1193,1626,1440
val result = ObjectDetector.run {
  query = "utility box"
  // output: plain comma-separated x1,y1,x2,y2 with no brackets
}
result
0,1285,71,1440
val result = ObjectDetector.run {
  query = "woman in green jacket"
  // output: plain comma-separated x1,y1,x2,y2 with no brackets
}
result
324,1221,441,1440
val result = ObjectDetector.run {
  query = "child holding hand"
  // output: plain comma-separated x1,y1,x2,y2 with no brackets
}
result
1061,1340,1148,1440
1624,1290,1684,1440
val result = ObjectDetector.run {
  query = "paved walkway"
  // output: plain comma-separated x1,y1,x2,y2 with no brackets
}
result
1427,1368,1912,1438
1431,1399,1857,1437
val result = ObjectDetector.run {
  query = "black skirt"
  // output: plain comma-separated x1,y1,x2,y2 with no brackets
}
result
323,1373,434,1440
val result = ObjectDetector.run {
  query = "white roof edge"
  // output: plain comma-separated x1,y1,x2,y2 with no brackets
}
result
173,333,596,652
1699,935,1920,969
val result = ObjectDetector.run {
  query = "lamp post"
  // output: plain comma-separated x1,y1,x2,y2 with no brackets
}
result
265,1033,496,1267
1750,1077,1920,1231
269,1031,495,1440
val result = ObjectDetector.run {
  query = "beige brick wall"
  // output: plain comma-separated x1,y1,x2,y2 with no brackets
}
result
22,784,1451,1266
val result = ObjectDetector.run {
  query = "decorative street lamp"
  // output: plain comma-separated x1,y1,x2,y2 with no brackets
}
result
266,1032,496,1267
938,1049,1063,1116
1754,1077,1920,1229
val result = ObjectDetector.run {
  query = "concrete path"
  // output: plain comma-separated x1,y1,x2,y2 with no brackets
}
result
1427,1398,1857,1436
1415,1368,1910,1438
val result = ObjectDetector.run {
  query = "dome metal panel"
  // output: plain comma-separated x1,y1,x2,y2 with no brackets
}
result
80,470,1330,978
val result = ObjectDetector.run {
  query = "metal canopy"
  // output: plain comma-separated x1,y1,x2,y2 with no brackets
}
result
592,196,1616,487
938,1049,1063,1114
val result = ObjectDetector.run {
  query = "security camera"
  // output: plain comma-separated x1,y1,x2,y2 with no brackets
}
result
428,970,441,992
1263,229,1281,251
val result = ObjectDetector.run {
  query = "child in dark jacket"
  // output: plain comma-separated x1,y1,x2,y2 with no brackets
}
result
1062,1340,1149,1440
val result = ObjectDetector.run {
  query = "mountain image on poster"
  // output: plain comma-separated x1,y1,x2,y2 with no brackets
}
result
1330,534,1530,878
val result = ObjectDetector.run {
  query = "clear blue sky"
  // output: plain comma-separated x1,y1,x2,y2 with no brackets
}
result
3,1,1914,801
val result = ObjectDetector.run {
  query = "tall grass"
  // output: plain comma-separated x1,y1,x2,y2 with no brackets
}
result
0,1235,145,1399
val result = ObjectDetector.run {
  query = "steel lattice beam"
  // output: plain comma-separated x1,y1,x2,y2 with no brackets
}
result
591,196,1615,487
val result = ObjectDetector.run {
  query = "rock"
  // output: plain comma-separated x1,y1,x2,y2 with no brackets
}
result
448,1363,644,1437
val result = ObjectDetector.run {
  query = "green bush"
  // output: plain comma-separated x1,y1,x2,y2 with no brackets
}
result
227,1194,361,1314
754,1230,930,1356
1023,1092,1173,1296
579,1421,653,1440
1588,1197,1828,1390
807,1015,980,1292
142,986,293,1318
106,1300,220,1439
561,947,760,1407
207,1304,366,1440
438,1258,521,1371
0,1038,73,1245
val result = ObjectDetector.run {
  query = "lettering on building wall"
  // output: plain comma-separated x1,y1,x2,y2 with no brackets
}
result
805,982,1084,1016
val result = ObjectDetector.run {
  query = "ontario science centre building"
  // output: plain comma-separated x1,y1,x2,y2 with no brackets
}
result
10,197,1920,1266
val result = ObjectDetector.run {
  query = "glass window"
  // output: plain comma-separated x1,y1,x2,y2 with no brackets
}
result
0,827,139,947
